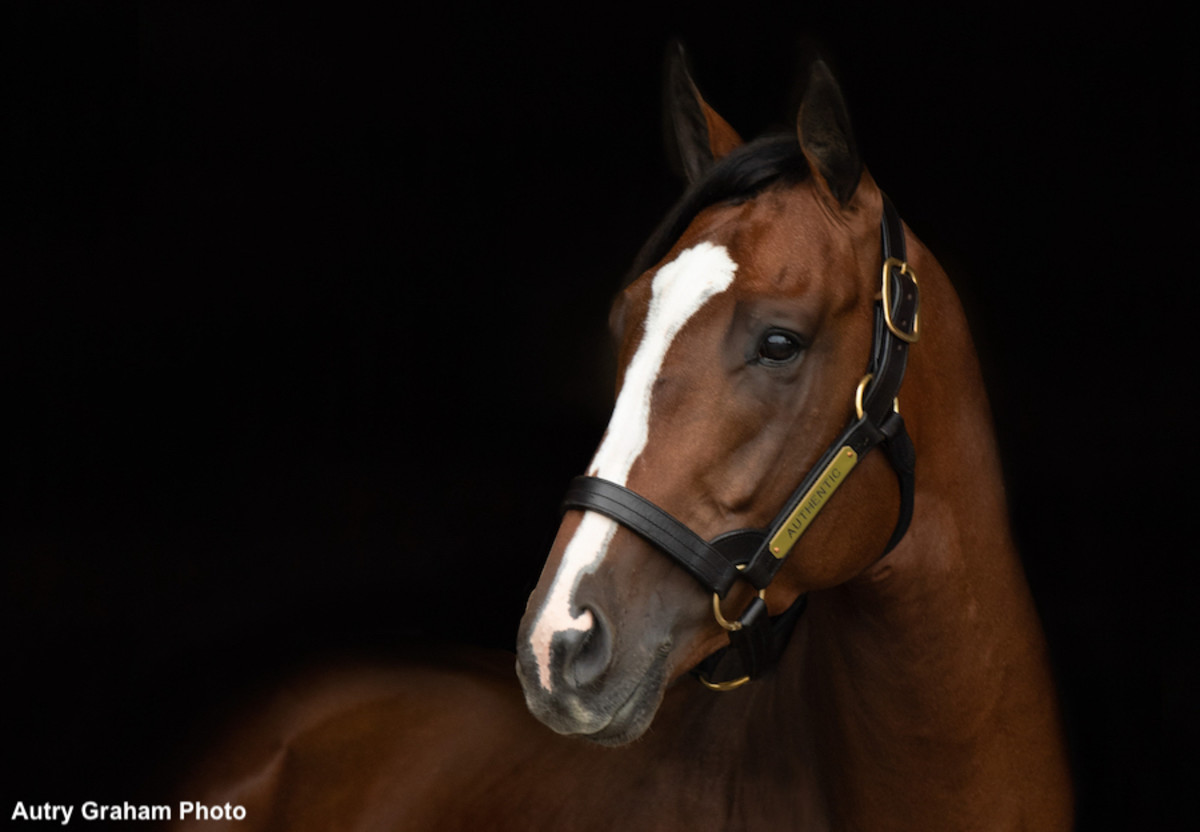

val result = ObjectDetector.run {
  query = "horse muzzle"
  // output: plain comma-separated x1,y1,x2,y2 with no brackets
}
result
515,610,671,745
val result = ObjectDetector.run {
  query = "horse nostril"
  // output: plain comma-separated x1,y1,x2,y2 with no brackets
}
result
560,607,613,689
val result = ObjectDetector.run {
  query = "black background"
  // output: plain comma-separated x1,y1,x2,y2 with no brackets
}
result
3,2,1195,829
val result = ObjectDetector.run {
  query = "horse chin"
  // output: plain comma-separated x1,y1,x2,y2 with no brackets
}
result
579,670,666,746
516,650,669,747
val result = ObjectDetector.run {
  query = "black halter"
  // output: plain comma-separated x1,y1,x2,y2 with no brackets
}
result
561,194,919,688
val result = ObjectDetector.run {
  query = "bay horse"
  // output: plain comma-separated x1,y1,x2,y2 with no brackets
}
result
171,50,1074,831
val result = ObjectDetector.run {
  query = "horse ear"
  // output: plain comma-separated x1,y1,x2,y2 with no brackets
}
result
664,42,743,184
796,60,862,207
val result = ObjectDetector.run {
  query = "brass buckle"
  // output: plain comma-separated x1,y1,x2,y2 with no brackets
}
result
881,257,920,344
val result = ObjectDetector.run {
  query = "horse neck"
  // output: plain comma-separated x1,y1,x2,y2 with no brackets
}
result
576,237,1071,828
743,237,1073,827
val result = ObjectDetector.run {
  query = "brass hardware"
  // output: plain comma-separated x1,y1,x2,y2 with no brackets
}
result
698,674,752,692
855,373,873,420
881,256,920,343
855,373,900,420
701,566,764,692
767,446,858,559
711,564,766,632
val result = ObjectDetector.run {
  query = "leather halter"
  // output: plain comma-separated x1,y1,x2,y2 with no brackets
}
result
561,194,919,689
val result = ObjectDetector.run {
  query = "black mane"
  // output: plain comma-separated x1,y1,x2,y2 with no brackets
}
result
626,133,808,283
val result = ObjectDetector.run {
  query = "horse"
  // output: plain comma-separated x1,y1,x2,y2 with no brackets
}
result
169,48,1074,831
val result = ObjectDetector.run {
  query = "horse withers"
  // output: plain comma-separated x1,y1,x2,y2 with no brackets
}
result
171,49,1074,831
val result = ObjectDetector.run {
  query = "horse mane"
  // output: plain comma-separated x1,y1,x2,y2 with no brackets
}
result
626,132,809,283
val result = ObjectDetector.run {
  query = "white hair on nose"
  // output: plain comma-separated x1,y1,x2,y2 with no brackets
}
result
528,243,737,690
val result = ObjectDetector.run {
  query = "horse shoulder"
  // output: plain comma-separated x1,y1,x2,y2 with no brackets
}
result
170,647,574,832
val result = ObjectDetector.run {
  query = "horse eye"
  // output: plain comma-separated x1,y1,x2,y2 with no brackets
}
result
757,330,804,365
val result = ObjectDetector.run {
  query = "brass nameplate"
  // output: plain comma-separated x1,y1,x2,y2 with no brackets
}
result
768,447,858,559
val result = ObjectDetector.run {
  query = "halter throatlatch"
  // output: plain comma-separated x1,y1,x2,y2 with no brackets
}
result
561,194,919,690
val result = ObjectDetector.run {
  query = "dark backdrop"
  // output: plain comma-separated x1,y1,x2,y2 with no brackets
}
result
4,2,1194,829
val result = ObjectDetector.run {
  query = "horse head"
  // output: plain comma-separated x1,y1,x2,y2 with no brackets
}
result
517,51,913,745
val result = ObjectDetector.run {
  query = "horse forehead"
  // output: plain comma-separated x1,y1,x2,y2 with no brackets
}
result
692,193,857,291
618,239,738,336
644,242,740,341
618,189,865,344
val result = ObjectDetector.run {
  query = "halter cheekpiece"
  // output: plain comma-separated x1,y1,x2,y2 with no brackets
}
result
561,194,919,689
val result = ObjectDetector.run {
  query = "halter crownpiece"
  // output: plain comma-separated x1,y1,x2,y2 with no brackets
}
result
561,194,919,689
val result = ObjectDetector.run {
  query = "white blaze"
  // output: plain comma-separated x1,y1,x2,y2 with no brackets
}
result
529,243,737,689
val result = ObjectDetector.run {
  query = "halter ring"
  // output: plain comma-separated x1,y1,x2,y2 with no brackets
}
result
711,565,767,632
854,373,900,421
698,673,753,692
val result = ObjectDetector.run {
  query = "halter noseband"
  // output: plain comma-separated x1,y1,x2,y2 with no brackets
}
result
561,194,919,689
